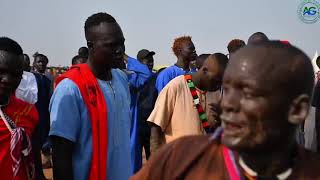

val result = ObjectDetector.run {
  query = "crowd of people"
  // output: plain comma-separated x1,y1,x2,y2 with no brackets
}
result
0,11,319,180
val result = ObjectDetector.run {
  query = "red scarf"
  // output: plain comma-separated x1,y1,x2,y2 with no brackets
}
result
56,64,108,180
0,95,38,180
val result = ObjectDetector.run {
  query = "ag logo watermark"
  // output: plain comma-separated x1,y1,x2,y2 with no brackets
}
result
297,0,320,24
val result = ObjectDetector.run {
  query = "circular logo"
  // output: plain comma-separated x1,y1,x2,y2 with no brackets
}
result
297,0,320,24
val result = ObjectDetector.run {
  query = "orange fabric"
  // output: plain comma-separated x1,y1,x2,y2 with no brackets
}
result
0,96,38,180
56,64,108,180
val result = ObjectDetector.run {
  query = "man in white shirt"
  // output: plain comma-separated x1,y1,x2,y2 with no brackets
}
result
15,54,38,104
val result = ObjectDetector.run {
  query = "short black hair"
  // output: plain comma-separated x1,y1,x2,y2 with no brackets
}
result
33,52,49,64
23,54,30,64
23,53,30,60
0,37,23,55
212,53,229,70
316,56,320,68
71,55,87,65
78,46,89,57
227,39,246,54
84,12,117,36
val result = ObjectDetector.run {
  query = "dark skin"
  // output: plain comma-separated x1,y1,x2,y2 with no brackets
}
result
23,54,31,72
52,22,125,180
78,47,89,58
87,22,125,80
51,136,74,180
247,32,269,45
33,56,48,74
189,60,196,70
221,46,310,177
195,54,210,70
0,51,23,105
139,55,154,71
150,55,224,152
175,41,197,71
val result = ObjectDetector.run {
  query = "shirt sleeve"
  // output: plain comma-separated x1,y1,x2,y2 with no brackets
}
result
28,73,38,104
155,70,171,93
15,72,38,104
127,57,152,89
147,80,176,131
49,79,82,142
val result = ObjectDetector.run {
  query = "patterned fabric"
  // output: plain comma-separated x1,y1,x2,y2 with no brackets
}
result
184,74,210,133
11,128,34,179
1,110,35,180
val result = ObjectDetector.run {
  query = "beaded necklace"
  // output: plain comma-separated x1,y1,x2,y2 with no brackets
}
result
184,74,210,133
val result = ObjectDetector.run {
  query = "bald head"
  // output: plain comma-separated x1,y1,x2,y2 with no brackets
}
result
227,41,314,99
247,32,269,45
221,41,314,151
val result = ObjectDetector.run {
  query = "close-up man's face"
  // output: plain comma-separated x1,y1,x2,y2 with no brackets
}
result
220,52,291,153
88,22,125,69
0,51,23,99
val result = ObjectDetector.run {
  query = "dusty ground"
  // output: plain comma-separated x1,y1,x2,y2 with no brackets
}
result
41,148,148,180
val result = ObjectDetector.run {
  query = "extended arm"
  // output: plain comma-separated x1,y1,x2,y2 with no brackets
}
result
51,136,74,180
149,123,165,153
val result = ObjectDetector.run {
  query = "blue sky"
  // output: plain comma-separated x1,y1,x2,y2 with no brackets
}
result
0,0,319,66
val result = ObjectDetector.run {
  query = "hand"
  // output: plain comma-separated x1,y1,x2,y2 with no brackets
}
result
207,102,221,128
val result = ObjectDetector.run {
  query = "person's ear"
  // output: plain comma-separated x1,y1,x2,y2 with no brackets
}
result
288,94,310,125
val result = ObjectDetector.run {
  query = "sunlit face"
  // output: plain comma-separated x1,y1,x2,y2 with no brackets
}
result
220,52,291,152
180,41,197,63
87,22,125,69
